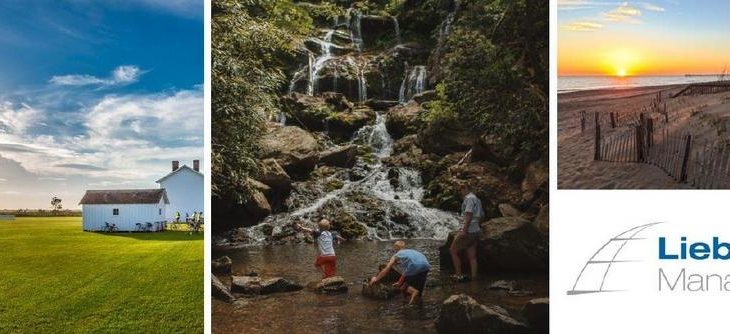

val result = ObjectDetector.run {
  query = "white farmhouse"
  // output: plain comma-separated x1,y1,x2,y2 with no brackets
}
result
157,160,204,221
79,189,168,231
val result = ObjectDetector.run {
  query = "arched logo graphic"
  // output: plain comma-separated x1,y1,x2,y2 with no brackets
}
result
567,222,664,295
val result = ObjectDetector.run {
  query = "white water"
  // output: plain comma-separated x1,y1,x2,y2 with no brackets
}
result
350,9,364,52
392,16,401,44
399,65,427,103
439,1,460,41
237,113,459,245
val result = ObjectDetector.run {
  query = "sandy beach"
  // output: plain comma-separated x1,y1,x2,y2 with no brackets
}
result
558,84,730,189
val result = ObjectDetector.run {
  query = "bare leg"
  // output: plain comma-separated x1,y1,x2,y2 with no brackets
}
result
316,265,326,278
450,240,463,276
406,286,420,305
467,244,478,279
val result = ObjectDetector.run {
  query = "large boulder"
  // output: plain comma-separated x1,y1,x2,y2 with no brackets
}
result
231,276,303,295
360,15,399,47
259,124,320,178
258,159,292,191
479,217,548,272
319,144,358,168
327,107,375,140
424,162,522,215
436,294,530,334
212,274,236,303
281,93,353,131
521,161,548,203
522,298,549,334
386,101,422,139
212,256,232,275
315,276,349,294
412,90,437,104
244,189,271,221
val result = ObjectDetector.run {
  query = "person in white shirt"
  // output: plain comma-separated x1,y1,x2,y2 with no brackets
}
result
295,219,346,278
449,183,485,281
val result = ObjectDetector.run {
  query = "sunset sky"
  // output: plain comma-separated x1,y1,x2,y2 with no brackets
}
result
559,1,730,76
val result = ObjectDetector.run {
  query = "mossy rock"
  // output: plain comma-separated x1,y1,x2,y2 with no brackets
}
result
332,210,367,239
324,178,345,192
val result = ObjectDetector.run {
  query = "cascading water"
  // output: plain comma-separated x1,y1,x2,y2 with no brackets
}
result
392,16,401,45
350,10,364,52
439,0,460,40
399,65,427,103
307,30,336,96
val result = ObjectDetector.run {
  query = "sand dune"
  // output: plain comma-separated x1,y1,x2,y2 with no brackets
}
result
558,84,730,189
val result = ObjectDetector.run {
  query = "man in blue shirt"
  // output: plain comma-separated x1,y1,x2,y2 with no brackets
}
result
369,240,431,305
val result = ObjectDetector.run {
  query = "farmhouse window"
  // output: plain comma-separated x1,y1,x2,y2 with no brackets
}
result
159,208,162,215
113,208,119,215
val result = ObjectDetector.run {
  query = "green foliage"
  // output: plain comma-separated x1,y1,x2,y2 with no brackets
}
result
212,0,312,202
424,0,548,160
0,217,203,332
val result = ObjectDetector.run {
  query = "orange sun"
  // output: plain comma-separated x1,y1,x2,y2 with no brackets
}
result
617,68,627,77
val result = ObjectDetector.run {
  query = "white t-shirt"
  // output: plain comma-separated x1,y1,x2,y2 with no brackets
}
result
312,230,337,256
461,193,484,233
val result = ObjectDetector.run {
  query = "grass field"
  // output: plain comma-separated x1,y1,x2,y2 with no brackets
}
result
0,217,203,333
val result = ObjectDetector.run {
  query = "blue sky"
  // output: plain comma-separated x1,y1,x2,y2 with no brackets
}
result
0,0,203,209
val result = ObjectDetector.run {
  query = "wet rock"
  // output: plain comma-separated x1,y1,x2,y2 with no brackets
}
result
412,90,437,104
361,281,400,300
212,256,232,275
360,15,398,46
522,298,549,334
281,93,335,131
315,276,349,294
386,101,422,139
231,276,261,294
319,144,358,168
436,294,529,334
260,124,320,178
212,274,236,303
231,276,303,295
479,217,548,272
488,280,534,297
418,122,472,156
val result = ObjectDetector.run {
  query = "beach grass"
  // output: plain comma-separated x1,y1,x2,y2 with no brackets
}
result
0,217,203,333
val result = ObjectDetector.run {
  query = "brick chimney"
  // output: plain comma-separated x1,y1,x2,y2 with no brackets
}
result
172,160,179,171
193,160,200,172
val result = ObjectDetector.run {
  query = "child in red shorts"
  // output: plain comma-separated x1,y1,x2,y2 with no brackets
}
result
295,219,345,278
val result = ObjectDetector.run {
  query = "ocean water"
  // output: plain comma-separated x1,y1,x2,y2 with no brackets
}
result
559,75,722,92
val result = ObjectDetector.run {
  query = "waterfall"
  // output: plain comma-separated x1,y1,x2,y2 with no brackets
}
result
358,67,367,102
350,10,364,52
277,112,286,126
307,30,336,96
306,52,315,95
392,16,401,44
439,1,460,40
399,65,427,103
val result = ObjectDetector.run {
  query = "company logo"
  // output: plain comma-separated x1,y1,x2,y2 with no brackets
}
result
567,222,730,295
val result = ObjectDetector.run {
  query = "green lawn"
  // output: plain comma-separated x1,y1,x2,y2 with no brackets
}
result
0,217,203,333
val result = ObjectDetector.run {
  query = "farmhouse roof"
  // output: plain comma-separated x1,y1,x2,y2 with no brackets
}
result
156,165,203,183
79,189,169,205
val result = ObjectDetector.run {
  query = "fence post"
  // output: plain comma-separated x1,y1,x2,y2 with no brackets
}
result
594,112,601,161
635,125,644,162
647,118,654,149
581,111,586,133
610,112,616,128
679,134,692,183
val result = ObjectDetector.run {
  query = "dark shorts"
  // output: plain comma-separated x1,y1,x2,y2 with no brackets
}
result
451,232,480,252
404,270,429,293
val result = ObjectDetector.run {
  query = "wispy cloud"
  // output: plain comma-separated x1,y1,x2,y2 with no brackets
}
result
602,2,643,23
562,21,605,32
0,102,43,134
49,65,145,87
641,2,665,12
